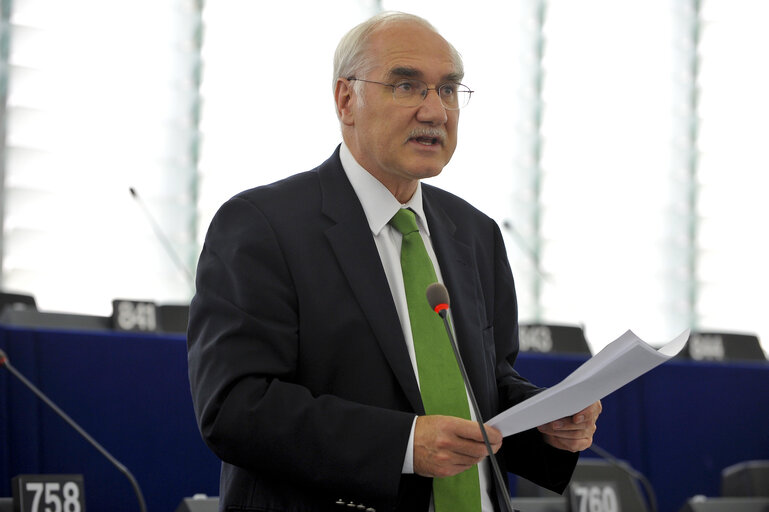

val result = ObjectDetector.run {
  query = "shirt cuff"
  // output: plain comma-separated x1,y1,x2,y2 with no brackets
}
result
402,416,417,474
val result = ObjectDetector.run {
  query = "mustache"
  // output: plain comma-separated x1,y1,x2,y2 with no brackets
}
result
406,127,447,144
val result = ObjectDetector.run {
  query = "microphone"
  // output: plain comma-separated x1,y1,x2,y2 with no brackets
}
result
588,443,658,512
425,283,517,512
129,187,195,288
426,286,657,512
0,349,148,512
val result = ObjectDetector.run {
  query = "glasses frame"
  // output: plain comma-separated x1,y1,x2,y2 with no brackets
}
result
346,77,473,110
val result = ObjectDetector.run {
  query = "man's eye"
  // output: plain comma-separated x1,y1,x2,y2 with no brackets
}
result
439,84,458,97
395,81,417,93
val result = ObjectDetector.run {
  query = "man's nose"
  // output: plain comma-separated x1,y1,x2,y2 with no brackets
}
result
416,89,448,124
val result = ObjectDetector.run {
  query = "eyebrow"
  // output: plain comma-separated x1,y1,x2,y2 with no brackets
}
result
386,66,464,83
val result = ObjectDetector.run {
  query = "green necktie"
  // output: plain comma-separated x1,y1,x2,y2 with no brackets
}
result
389,208,482,512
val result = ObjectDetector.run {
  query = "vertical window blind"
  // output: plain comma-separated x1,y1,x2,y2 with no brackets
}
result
1,0,201,314
196,0,379,241
386,0,684,350
535,0,680,347
0,0,766,355
696,0,769,346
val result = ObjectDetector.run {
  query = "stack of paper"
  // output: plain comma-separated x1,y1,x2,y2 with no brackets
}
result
488,329,690,436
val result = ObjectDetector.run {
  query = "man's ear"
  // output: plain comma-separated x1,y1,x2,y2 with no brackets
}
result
334,78,355,126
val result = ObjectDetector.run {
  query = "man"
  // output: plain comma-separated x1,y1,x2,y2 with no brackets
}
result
187,11,601,512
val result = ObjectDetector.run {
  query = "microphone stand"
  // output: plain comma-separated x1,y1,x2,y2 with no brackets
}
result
434,311,517,512
1,350,148,512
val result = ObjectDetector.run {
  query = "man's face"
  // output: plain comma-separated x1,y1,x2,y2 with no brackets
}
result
339,21,460,200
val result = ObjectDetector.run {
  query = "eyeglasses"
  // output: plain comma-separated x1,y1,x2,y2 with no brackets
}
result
347,77,473,110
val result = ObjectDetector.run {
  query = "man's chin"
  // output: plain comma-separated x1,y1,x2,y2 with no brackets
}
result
407,166,445,181
405,157,451,180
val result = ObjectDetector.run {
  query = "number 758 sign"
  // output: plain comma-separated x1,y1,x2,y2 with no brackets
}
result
12,475,85,512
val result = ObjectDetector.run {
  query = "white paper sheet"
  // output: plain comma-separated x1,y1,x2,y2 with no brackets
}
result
488,329,690,437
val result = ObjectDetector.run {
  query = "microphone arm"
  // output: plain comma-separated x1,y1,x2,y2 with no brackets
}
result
425,284,517,512
0,350,148,512
588,443,658,512
129,187,196,288
501,220,550,283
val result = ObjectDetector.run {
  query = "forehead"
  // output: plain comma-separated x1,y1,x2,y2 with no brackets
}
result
366,21,458,80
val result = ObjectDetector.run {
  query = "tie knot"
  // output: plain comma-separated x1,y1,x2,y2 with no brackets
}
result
390,208,419,236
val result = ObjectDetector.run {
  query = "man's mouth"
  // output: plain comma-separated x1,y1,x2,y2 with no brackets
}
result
412,136,440,146
407,129,445,147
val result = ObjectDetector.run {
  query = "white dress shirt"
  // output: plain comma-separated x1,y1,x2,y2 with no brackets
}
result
339,142,494,512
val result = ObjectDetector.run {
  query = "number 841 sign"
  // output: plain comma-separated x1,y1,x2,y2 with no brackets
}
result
12,475,85,512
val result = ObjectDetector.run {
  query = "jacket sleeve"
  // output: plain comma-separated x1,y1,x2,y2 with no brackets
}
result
488,221,579,493
186,195,415,505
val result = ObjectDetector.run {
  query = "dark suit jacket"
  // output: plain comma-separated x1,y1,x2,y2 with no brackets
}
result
187,147,578,512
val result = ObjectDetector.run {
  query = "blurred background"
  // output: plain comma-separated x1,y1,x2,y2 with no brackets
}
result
1,0,767,355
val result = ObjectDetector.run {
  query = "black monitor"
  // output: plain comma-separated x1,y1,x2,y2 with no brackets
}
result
679,496,769,512
519,323,592,355
568,459,649,512
722,460,769,497
0,292,36,312
677,331,766,362
508,496,567,512
516,458,650,512
175,496,219,512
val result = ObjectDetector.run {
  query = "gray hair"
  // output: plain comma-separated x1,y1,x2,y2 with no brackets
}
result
332,11,464,97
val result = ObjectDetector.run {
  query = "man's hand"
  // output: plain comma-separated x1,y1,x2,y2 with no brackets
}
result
413,415,503,478
537,400,602,452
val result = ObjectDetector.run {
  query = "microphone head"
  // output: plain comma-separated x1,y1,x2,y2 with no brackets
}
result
426,282,450,313
0,348,8,366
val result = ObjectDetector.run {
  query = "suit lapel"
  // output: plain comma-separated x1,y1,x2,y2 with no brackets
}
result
317,153,423,413
423,189,493,418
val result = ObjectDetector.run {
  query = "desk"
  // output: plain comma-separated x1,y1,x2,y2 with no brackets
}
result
0,325,219,512
514,354,769,512
2,325,768,512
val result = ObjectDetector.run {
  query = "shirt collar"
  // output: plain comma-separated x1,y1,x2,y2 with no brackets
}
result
339,142,430,236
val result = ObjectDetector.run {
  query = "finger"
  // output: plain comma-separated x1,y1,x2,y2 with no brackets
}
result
573,401,603,424
483,425,503,447
447,419,502,456
543,433,594,453
414,416,495,477
452,418,491,442
480,425,503,454
539,425,596,440
540,402,602,433
540,422,591,434
539,416,597,435
457,423,502,452
537,420,579,434
452,433,497,459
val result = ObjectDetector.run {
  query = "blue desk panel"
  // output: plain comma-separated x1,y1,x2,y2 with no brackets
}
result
0,326,219,512
2,325,768,512
514,354,769,512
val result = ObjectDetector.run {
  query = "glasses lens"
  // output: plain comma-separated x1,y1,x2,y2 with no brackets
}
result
391,80,472,109
435,83,472,110
449,85,472,109
392,79,425,107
